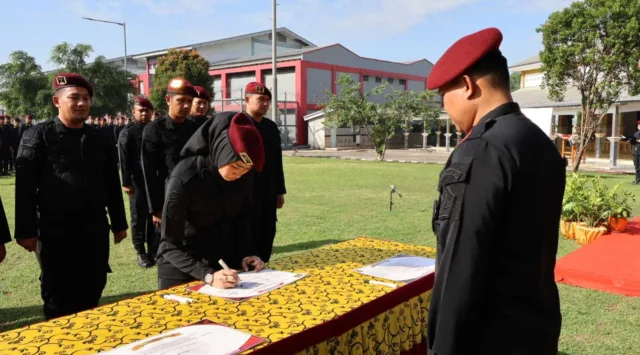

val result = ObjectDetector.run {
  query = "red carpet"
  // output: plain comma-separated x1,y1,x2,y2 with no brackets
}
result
555,217,640,297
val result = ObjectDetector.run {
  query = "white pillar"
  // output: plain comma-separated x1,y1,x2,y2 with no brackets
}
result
595,132,606,159
422,132,429,149
330,126,337,148
435,131,442,148
608,105,621,167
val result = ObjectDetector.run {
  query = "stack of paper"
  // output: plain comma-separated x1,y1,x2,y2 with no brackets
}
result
187,269,307,302
354,254,436,283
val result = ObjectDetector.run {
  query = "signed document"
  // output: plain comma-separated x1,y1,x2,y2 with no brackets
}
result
187,269,307,302
354,254,436,283
100,319,266,355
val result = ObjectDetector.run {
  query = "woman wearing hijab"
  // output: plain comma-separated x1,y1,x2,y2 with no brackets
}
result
156,112,266,290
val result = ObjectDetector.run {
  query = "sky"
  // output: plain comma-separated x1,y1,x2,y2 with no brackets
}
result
0,0,580,71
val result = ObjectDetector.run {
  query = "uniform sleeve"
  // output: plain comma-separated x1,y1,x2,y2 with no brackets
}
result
14,128,44,240
237,191,256,259
104,134,128,233
159,177,215,281
141,123,164,214
118,128,133,187
274,125,286,195
0,196,11,244
429,143,511,355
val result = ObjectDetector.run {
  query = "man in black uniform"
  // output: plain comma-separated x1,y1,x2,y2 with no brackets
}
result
621,120,640,184
426,28,565,355
189,86,211,127
0,116,16,175
15,72,128,320
18,114,33,144
0,196,11,264
120,97,157,268
142,78,198,232
243,82,286,263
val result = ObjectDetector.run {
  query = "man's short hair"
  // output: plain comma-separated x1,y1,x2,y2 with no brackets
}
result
465,50,510,91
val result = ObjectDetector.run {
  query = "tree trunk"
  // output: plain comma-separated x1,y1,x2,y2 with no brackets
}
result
377,140,389,161
572,140,588,172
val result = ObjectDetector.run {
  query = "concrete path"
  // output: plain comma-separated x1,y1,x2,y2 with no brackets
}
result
284,148,635,174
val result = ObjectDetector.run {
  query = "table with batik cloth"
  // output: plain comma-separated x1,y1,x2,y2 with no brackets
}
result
0,237,435,355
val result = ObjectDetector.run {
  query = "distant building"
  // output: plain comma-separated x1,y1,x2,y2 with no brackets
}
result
510,55,640,164
105,28,432,146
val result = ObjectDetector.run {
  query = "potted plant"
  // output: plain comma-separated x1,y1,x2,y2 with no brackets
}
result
561,173,589,239
574,176,609,245
607,185,634,232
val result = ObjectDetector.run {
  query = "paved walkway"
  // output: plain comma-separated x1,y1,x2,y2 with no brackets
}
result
285,148,635,174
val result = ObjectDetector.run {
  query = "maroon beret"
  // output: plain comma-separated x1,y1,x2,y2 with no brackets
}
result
193,86,212,102
53,72,94,97
166,78,197,97
427,28,503,90
245,82,271,100
133,96,154,110
227,112,265,172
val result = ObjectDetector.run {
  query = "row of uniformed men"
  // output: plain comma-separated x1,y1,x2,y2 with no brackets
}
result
0,73,285,321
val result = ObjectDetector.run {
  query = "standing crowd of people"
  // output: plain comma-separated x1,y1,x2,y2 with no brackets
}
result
0,27,570,355
0,73,286,320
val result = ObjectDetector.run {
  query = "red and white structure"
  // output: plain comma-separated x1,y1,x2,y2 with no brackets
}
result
117,28,433,146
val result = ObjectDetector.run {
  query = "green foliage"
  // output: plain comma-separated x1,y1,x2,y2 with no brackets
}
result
536,0,640,171
49,42,134,117
0,51,55,120
509,71,521,92
563,173,635,227
150,49,214,113
321,74,440,160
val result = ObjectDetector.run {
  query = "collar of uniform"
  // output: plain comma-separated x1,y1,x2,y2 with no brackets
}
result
466,102,521,140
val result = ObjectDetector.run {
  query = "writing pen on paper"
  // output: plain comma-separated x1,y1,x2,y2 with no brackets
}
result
367,280,398,289
219,259,243,285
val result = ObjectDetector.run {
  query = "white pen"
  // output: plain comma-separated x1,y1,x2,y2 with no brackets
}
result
163,294,193,304
218,259,231,270
367,280,398,289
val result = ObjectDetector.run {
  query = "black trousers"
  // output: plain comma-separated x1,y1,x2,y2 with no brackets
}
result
158,276,196,290
36,239,109,320
634,155,640,181
252,195,278,262
129,181,157,258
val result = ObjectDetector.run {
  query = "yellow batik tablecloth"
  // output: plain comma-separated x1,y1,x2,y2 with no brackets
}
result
0,237,435,355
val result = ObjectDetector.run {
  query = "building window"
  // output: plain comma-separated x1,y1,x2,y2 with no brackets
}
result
268,33,287,43
363,75,369,82
387,78,394,84
375,77,382,83
399,79,407,86
139,81,145,95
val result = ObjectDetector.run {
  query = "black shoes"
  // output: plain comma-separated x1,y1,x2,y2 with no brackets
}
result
137,253,154,268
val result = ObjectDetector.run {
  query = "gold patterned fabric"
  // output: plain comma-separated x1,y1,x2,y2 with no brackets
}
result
0,237,435,355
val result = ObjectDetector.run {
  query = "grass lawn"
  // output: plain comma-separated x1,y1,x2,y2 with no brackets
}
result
1,157,640,353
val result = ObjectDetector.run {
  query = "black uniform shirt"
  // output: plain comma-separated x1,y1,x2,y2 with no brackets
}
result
621,131,640,156
247,114,286,197
118,122,146,187
141,115,198,214
428,102,566,355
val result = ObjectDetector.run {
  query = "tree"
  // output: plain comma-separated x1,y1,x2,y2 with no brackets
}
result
50,42,134,117
0,51,54,120
150,49,214,112
537,0,640,171
384,87,441,149
510,71,521,92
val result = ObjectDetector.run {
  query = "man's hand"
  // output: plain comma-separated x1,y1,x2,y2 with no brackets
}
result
152,212,162,227
123,186,134,196
242,256,265,272
17,237,37,252
276,195,285,209
0,244,6,264
113,230,127,244
212,269,239,289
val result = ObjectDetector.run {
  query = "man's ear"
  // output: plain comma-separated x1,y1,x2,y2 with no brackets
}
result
52,95,60,108
460,75,476,100
165,95,171,106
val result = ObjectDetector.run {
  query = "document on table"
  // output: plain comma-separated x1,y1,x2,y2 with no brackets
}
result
354,254,436,283
187,269,307,302
99,319,266,355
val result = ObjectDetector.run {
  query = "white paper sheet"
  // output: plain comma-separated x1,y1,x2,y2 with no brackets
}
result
188,269,307,301
99,322,264,355
354,254,436,283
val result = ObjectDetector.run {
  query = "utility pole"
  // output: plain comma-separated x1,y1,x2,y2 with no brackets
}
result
271,0,278,123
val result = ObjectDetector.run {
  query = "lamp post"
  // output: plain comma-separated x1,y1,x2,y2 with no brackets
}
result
82,17,127,73
271,0,278,127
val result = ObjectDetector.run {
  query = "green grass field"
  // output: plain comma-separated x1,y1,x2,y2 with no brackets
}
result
1,157,640,354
